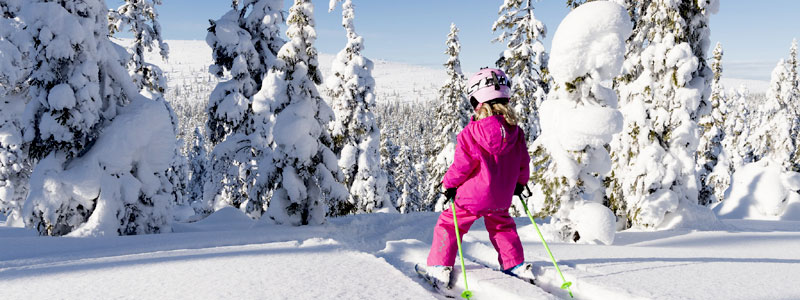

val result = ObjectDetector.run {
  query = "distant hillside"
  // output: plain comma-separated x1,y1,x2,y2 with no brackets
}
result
117,38,447,105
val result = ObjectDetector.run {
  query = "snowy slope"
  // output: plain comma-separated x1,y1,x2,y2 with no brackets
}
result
2,208,799,300
148,39,761,103
125,39,446,106
720,77,769,94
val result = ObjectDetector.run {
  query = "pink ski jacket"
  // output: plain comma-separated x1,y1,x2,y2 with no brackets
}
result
443,115,530,213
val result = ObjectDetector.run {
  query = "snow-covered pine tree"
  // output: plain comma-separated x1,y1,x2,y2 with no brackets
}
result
108,0,169,93
753,56,795,170
726,86,755,168
326,0,391,215
395,145,423,213
188,127,210,214
492,0,551,144
424,23,470,212
417,127,433,208
697,42,727,205
379,127,400,210
787,39,800,172
607,0,720,229
21,0,176,236
0,1,32,226
259,0,348,225
530,1,629,242
204,0,284,218
714,85,751,203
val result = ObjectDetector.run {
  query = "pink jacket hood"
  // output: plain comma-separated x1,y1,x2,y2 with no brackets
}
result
442,115,531,213
471,115,522,155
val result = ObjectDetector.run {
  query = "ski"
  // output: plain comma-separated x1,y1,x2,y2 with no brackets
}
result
470,259,535,285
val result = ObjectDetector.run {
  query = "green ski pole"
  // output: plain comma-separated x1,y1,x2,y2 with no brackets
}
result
518,187,574,298
450,200,473,299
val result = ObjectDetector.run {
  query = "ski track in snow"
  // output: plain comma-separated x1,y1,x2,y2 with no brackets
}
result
0,239,434,299
3,212,800,299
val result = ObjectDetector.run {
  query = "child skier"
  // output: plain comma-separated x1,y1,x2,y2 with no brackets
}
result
418,68,534,290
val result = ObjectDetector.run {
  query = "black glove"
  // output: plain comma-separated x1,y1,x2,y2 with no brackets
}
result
444,188,457,200
514,183,525,197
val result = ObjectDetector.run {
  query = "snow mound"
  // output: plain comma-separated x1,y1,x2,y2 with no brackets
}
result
46,84,77,110
548,1,632,83
196,206,254,226
659,200,723,230
571,202,616,245
539,100,622,151
714,160,800,221
300,238,340,247
172,204,196,222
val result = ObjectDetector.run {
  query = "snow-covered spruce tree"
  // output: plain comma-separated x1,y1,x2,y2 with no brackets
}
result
108,0,188,210
424,23,470,212
752,58,795,170
697,42,727,205
188,127,210,214
108,0,169,93
787,40,800,172
492,0,551,144
204,0,284,218
607,0,720,229
395,145,423,214
21,0,176,236
0,1,33,226
417,127,433,207
326,0,391,215
379,127,400,210
529,1,629,243
258,0,348,225
725,86,755,168
715,85,752,203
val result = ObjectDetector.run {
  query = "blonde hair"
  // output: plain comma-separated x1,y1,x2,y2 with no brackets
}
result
475,102,518,126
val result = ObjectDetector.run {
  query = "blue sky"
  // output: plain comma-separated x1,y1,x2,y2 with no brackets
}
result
107,0,800,81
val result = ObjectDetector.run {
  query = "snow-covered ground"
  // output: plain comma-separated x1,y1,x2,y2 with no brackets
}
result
2,208,798,299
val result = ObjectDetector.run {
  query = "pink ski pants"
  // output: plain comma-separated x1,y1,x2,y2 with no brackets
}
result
427,205,524,270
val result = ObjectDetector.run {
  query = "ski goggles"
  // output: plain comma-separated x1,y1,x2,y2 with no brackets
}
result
467,71,511,95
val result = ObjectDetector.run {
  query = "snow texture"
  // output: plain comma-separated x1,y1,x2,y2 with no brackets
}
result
548,1,631,83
